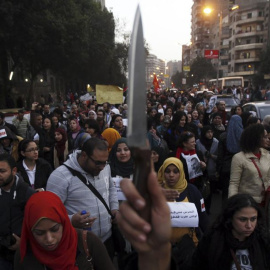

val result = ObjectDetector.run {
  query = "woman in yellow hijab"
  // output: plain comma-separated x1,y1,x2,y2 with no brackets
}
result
158,157,209,244
101,128,121,152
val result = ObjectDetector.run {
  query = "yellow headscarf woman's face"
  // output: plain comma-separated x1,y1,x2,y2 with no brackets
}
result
157,157,187,193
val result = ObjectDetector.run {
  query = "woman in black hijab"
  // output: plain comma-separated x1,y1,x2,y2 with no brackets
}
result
109,138,134,178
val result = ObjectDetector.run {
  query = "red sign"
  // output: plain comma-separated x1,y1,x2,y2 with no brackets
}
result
204,50,219,59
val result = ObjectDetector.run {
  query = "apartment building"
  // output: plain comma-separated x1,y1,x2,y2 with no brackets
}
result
189,0,270,85
145,54,166,89
228,1,268,84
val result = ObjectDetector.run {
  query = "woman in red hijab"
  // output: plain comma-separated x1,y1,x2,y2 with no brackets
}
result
14,191,114,270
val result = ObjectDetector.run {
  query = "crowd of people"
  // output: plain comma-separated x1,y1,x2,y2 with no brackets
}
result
0,85,270,269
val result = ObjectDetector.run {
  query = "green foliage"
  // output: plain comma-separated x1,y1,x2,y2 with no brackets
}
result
259,46,270,74
171,71,183,88
0,0,128,107
190,56,216,84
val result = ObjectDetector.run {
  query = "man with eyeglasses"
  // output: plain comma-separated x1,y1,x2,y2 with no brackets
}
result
46,137,118,259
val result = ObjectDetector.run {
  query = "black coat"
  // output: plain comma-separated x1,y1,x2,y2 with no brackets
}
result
190,230,270,270
16,158,53,189
0,175,35,260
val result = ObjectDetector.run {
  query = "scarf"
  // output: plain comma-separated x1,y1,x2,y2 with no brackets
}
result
20,192,78,270
54,128,67,165
101,128,121,152
157,157,187,193
175,147,196,159
109,138,134,177
88,110,97,119
208,229,269,270
151,145,167,172
71,119,81,137
226,115,243,154
200,125,213,151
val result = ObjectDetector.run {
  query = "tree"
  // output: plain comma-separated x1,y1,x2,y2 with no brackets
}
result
171,71,184,88
0,0,128,108
259,45,270,75
190,56,216,85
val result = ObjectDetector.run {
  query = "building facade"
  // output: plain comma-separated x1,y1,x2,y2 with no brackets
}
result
228,1,268,85
189,0,270,86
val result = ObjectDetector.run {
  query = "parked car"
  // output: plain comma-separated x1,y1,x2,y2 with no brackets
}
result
213,94,240,113
242,101,270,120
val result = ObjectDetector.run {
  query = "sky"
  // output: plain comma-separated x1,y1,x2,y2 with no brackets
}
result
106,0,193,62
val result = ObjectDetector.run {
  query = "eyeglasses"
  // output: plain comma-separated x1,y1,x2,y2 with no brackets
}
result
88,156,109,167
25,147,39,153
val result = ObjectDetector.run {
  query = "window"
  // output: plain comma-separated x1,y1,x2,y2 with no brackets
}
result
247,13,252,19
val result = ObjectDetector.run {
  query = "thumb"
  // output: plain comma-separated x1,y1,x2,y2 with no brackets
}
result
12,233,20,240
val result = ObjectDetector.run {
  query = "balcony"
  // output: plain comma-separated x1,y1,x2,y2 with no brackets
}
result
220,55,229,60
235,16,264,27
234,57,260,63
228,70,255,76
234,30,266,38
234,43,263,51
220,44,229,49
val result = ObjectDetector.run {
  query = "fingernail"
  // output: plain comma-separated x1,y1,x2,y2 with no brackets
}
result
135,199,145,209
143,224,151,233
138,234,146,242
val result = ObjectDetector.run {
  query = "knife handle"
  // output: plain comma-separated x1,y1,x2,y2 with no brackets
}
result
132,148,152,196
132,148,152,224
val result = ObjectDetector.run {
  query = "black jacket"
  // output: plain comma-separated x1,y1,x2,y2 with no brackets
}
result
16,158,53,190
0,175,35,259
190,230,270,270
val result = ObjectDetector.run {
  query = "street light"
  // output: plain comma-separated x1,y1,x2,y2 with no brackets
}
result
203,5,240,88
203,7,222,89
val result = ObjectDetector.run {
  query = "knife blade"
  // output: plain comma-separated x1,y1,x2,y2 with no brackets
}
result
127,6,151,199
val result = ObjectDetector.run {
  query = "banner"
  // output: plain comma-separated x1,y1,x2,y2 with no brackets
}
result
204,49,219,59
112,176,133,201
96,85,123,104
181,153,203,179
168,202,199,227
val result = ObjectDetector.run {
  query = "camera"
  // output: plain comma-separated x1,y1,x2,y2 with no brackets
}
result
0,235,16,248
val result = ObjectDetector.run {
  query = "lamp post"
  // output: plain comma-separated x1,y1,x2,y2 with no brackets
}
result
203,7,222,90
203,4,240,91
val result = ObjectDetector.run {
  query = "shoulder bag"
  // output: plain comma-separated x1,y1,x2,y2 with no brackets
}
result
81,230,94,270
63,164,126,253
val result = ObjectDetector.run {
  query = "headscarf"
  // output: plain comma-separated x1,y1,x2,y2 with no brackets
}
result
54,128,67,164
151,145,167,172
210,112,225,131
70,119,81,137
73,132,91,150
199,125,213,151
226,115,243,154
109,138,134,177
20,192,78,270
157,157,187,193
101,128,121,152
88,110,97,120
111,108,120,115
